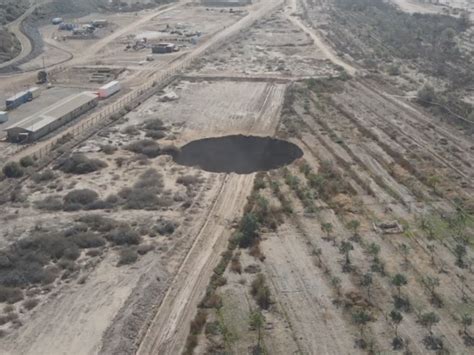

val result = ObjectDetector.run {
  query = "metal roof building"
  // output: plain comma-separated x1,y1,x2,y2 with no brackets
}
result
4,92,98,143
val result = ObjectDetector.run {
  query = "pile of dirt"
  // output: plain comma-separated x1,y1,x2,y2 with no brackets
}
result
173,135,303,174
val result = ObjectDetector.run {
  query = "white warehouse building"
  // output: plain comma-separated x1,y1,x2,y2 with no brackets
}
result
4,92,98,143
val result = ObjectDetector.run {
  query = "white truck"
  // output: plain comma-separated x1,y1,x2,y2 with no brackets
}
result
98,81,121,99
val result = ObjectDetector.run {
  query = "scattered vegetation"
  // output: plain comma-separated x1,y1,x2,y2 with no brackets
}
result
56,154,107,175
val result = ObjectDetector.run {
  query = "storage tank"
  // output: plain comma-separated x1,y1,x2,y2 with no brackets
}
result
98,81,121,99
52,17,63,25
0,111,8,123
6,91,32,110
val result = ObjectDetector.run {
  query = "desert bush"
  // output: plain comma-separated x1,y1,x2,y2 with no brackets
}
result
22,298,39,310
106,226,141,246
32,169,56,183
176,175,202,187
134,169,163,193
70,232,106,249
190,309,207,335
161,144,180,157
35,196,63,211
143,118,164,131
64,189,98,206
0,311,18,325
0,286,23,304
251,273,272,310
101,145,117,155
126,139,161,158
238,213,259,248
120,187,160,210
146,130,166,139
230,253,242,274
2,162,24,178
154,220,177,235
137,244,154,255
57,154,107,175
86,248,102,257
77,215,120,232
117,248,138,266
19,156,35,168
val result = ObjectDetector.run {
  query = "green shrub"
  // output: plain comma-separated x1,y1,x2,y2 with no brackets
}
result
106,226,141,246
35,196,63,211
0,286,23,304
57,154,107,174
126,140,161,158
2,162,24,178
19,156,35,167
32,169,56,183
64,189,98,206
76,215,120,232
22,298,39,310
117,248,138,266
70,232,106,249
251,273,272,310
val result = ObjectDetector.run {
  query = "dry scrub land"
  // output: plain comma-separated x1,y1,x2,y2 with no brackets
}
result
0,0,473,354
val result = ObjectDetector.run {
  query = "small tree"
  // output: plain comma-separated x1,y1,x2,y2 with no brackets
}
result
339,241,354,271
390,310,403,337
458,274,468,303
321,222,336,245
2,162,24,178
417,84,436,104
461,313,472,335
392,273,408,298
426,244,436,266
239,213,259,248
454,244,467,269
399,243,410,269
352,309,372,338
361,273,373,301
249,310,265,353
420,312,440,335
368,243,380,262
347,220,361,238
331,276,342,297
422,276,440,302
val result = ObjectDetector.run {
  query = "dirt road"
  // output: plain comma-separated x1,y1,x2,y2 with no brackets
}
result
0,0,54,70
285,0,357,76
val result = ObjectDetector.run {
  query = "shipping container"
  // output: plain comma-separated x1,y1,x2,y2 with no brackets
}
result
29,87,41,99
0,111,8,124
6,91,32,110
58,23,75,31
98,81,121,99
91,19,108,28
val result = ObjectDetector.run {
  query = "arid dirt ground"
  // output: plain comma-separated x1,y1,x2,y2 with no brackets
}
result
0,0,473,354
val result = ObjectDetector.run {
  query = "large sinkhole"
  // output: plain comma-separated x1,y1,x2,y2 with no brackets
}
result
173,135,303,174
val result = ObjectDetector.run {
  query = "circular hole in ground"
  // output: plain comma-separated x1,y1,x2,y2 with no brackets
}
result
173,135,303,174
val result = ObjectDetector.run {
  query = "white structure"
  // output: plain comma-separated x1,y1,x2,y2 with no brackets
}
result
29,87,41,99
98,81,121,99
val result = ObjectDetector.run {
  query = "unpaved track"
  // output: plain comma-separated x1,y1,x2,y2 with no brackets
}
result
0,0,54,69
285,0,357,76
137,174,254,354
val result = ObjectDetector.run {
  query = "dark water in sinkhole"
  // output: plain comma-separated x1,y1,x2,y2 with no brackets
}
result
173,135,303,174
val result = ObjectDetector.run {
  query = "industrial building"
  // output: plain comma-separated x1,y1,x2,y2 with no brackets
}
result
4,92,98,143
200,0,251,6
